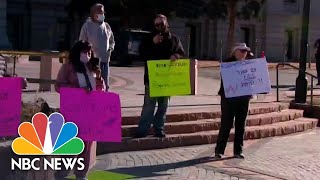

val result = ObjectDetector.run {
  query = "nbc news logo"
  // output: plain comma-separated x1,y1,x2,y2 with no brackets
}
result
11,113,85,171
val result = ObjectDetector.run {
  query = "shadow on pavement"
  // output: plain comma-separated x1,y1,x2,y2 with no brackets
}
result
105,156,234,179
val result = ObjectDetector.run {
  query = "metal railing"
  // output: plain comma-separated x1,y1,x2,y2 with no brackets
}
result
276,63,318,105
0,50,69,91
0,50,68,75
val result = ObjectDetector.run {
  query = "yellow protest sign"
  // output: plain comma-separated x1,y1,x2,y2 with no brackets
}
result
147,59,191,97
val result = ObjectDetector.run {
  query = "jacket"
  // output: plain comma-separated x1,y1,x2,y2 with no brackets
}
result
55,63,106,93
140,31,185,84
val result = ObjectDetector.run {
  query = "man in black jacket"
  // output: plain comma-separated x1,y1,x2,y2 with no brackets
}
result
135,14,185,138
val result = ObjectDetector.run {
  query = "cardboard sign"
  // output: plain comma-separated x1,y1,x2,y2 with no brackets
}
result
148,59,191,97
60,88,122,142
0,78,22,137
220,58,271,98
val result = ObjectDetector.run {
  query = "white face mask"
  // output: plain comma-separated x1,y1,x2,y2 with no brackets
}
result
80,53,90,64
96,14,105,22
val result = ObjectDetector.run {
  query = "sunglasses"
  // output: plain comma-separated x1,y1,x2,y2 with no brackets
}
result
240,49,248,53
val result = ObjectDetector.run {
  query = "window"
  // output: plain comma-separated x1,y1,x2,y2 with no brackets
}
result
283,0,299,13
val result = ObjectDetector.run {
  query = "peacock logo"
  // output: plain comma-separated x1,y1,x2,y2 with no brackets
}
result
12,112,84,155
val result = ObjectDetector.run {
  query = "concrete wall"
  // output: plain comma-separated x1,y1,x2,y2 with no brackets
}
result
30,1,66,50
6,0,66,51
169,17,218,59
309,0,320,61
264,0,320,61
0,0,11,49
3,0,320,61
264,0,302,61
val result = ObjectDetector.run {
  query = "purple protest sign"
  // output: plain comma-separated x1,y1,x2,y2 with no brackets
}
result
0,78,22,137
60,88,122,142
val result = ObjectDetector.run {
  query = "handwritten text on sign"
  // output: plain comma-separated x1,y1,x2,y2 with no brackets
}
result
0,78,22,137
220,58,271,98
60,88,122,142
148,59,191,97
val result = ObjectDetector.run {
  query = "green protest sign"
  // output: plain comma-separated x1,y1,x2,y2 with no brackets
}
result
147,59,191,97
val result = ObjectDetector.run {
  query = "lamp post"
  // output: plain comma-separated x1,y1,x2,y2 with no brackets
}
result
295,0,311,103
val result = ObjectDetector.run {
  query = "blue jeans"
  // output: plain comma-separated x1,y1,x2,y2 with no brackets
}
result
100,62,110,90
137,86,169,135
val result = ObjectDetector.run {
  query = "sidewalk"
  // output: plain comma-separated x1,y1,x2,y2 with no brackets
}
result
92,129,320,180
20,65,294,109
112,59,317,69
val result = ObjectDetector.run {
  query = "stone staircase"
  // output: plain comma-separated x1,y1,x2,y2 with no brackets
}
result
97,103,318,154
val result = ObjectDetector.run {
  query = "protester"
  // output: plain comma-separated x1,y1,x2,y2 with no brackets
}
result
135,14,185,138
79,3,115,90
55,40,106,180
314,38,320,85
215,43,252,159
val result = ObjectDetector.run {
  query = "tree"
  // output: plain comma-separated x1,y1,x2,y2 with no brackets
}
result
206,0,265,54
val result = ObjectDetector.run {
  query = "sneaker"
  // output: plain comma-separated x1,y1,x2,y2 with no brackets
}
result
214,153,222,159
154,131,166,138
234,153,245,159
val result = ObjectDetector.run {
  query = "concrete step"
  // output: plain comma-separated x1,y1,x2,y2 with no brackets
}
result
97,118,318,154
122,103,289,125
122,109,304,137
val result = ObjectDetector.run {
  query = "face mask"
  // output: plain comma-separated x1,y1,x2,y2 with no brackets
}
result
96,14,105,22
80,53,90,63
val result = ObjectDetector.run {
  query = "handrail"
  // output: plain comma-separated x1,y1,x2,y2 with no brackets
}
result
0,50,68,58
276,63,317,105
0,50,69,75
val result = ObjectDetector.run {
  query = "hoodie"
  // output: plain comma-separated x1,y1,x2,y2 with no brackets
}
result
79,18,115,62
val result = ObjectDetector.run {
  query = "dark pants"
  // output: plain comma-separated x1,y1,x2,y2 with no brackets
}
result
215,96,250,155
136,85,169,135
316,54,320,82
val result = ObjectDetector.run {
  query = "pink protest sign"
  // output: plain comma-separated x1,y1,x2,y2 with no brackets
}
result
0,78,22,137
60,88,122,142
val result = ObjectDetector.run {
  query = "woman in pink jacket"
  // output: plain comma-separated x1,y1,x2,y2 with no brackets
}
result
55,40,106,180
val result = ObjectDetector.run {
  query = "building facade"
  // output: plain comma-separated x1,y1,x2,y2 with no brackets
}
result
168,0,320,61
1,0,320,61
1,0,67,51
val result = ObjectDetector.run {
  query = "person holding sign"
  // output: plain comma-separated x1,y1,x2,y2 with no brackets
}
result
135,14,185,138
55,41,106,180
215,43,252,159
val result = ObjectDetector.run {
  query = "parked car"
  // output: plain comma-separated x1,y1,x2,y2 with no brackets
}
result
111,29,151,66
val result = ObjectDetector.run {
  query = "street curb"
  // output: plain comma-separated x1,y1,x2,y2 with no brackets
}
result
290,102,320,127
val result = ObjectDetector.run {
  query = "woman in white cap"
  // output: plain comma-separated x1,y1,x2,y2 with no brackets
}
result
215,43,252,159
